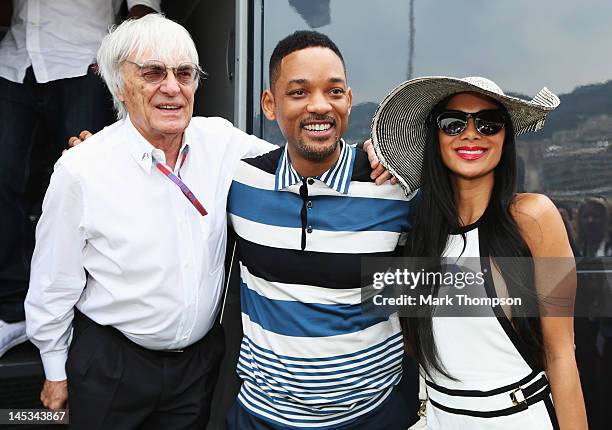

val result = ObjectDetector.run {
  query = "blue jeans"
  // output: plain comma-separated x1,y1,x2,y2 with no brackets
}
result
0,67,113,322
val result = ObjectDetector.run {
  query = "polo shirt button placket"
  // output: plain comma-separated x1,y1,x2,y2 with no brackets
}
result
305,179,314,235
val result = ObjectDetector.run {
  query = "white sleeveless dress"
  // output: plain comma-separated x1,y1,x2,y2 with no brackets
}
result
425,222,559,430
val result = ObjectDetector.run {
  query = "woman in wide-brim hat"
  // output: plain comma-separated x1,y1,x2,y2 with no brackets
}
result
372,77,587,429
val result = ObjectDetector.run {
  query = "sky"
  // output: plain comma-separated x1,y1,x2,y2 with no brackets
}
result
263,0,612,104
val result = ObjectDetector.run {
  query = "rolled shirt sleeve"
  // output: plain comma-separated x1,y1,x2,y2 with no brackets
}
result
25,161,88,381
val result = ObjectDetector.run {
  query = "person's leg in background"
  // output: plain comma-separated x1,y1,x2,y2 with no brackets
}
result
39,65,114,205
26,66,114,219
0,66,114,357
0,69,40,356
50,65,114,155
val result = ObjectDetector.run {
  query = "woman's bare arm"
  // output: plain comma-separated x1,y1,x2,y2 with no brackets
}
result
514,193,588,430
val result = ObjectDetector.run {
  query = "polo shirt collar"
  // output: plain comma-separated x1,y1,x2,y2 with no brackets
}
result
274,139,355,194
125,115,190,174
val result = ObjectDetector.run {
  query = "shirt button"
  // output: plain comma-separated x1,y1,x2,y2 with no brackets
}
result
308,178,315,185
307,201,313,209
306,226,313,233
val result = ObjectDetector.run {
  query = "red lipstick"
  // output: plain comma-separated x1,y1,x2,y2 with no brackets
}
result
455,146,486,160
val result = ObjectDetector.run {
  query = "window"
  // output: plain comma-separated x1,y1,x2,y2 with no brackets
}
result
252,1,612,427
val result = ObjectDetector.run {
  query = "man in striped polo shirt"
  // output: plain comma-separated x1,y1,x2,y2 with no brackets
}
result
227,31,418,429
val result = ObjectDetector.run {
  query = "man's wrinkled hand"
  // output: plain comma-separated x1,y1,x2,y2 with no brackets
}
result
63,130,93,154
363,139,399,185
40,379,68,411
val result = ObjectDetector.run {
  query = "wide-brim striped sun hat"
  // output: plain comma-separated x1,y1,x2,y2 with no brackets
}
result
371,76,560,195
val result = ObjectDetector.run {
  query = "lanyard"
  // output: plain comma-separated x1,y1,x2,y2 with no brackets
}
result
152,147,208,216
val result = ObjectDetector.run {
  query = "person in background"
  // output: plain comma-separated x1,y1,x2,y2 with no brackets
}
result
575,196,612,428
0,1,11,28
553,199,579,257
577,196,612,257
0,0,160,358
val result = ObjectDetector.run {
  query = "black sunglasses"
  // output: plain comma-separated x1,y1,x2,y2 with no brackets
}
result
436,109,505,136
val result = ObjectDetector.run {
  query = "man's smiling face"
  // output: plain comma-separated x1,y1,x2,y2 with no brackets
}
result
262,46,352,166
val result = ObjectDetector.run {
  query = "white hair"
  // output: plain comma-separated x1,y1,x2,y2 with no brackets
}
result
96,14,200,119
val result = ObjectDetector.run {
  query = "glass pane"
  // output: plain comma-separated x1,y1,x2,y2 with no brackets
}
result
257,1,612,428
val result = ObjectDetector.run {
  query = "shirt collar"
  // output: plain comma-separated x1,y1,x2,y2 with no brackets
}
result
125,116,190,174
274,139,356,194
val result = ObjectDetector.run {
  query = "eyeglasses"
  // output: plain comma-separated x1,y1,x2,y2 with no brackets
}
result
125,60,207,85
436,109,505,136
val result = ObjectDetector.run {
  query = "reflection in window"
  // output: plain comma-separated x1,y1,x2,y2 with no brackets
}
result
515,79,612,263
288,0,331,28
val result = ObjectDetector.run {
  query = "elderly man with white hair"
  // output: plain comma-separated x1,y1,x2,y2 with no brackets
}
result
25,14,274,429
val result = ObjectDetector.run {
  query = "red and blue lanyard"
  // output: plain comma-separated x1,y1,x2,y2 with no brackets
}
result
152,146,208,216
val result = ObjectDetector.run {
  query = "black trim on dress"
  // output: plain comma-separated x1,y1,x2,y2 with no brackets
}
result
543,396,560,430
478,235,541,371
429,386,551,418
425,372,545,397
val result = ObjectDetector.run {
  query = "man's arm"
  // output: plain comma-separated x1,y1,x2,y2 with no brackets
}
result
250,135,278,157
232,126,278,160
25,162,88,410
68,128,391,183
68,122,277,160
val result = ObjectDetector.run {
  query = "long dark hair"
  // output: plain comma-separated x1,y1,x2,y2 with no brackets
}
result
401,95,544,379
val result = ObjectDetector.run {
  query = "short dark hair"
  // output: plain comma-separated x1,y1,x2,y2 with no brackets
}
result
269,30,345,90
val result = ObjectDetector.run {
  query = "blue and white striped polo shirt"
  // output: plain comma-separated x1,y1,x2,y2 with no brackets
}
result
227,142,415,428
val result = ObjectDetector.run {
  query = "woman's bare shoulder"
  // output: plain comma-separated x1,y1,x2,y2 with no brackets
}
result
512,193,571,257
512,193,557,219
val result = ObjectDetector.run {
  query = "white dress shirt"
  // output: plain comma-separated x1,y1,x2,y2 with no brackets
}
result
25,117,275,381
0,0,161,83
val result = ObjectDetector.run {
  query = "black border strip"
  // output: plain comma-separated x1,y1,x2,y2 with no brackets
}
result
426,370,540,397
543,396,561,430
519,375,549,398
451,219,482,235
478,237,541,371
429,386,551,418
